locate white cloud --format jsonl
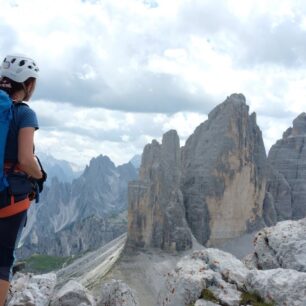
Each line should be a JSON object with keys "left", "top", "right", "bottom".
{"left": 31, "top": 100, "right": 206, "bottom": 166}
{"left": 0, "top": 0, "right": 306, "bottom": 166}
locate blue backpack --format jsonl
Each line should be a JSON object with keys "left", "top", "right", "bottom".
{"left": 0, "top": 90, "right": 12, "bottom": 192}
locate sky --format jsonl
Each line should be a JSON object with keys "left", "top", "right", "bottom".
{"left": 0, "top": 0, "right": 305, "bottom": 168}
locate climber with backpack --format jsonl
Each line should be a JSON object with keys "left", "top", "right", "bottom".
{"left": 0, "top": 54, "right": 47, "bottom": 306}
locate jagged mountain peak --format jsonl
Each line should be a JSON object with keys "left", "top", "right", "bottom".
{"left": 82, "top": 154, "right": 116, "bottom": 178}
{"left": 282, "top": 112, "right": 306, "bottom": 139}
{"left": 89, "top": 154, "right": 115, "bottom": 168}
{"left": 208, "top": 93, "right": 247, "bottom": 121}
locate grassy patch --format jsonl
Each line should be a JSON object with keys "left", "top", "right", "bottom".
{"left": 200, "top": 288, "right": 219, "bottom": 303}
{"left": 239, "top": 291, "right": 275, "bottom": 306}
{"left": 21, "top": 254, "right": 74, "bottom": 273}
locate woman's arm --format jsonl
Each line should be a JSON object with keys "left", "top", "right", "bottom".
{"left": 18, "top": 127, "right": 43, "bottom": 179}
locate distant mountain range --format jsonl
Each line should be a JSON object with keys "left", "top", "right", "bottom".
{"left": 36, "top": 152, "right": 83, "bottom": 185}
{"left": 17, "top": 154, "right": 138, "bottom": 258}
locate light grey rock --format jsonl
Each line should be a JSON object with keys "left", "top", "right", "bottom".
{"left": 97, "top": 279, "right": 139, "bottom": 306}
{"left": 247, "top": 218, "right": 306, "bottom": 271}
{"left": 265, "top": 112, "right": 306, "bottom": 223}
{"left": 195, "top": 300, "right": 220, "bottom": 306}
{"left": 209, "top": 283, "right": 241, "bottom": 306}
{"left": 157, "top": 249, "right": 247, "bottom": 306}
{"left": 50, "top": 280, "right": 95, "bottom": 306}
{"left": 6, "top": 273, "right": 56, "bottom": 306}
{"left": 246, "top": 269, "right": 306, "bottom": 306}
{"left": 181, "top": 93, "right": 266, "bottom": 246}
{"left": 127, "top": 130, "right": 192, "bottom": 251}
{"left": 242, "top": 253, "right": 257, "bottom": 270}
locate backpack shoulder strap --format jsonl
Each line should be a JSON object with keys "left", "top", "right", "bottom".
{"left": 0, "top": 90, "right": 13, "bottom": 191}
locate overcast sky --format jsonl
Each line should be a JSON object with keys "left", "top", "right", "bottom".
{"left": 1, "top": 0, "right": 305, "bottom": 168}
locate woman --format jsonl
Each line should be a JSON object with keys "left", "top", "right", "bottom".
{"left": 0, "top": 54, "right": 44, "bottom": 305}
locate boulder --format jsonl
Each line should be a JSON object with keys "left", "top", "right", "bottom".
{"left": 246, "top": 269, "right": 306, "bottom": 306}
{"left": 50, "top": 280, "right": 95, "bottom": 306}
{"left": 157, "top": 249, "right": 248, "bottom": 306}
{"left": 6, "top": 272, "right": 56, "bottom": 306}
{"left": 97, "top": 280, "right": 139, "bottom": 306}
{"left": 245, "top": 218, "right": 306, "bottom": 272}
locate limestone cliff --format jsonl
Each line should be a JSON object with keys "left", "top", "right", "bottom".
{"left": 127, "top": 94, "right": 267, "bottom": 250}
{"left": 181, "top": 94, "right": 267, "bottom": 245}
{"left": 263, "top": 113, "right": 306, "bottom": 225}
{"left": 127, "top": 130, "right": 192, "bottom": 251}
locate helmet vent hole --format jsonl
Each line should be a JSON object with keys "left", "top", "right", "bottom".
{"left": 11, "top": 58, "right": 16, "bottom": 63}
{"left": 28, "top": 65, "right": 32, "bottom": 69}
{"left": 19, "top": 60, "right": 25, "bottom": 66}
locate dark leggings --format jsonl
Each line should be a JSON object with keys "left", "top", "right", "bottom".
{"left": 0, "top": 211, "right": 27, "bottom": 281}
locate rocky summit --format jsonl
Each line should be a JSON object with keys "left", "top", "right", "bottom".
{"left": 263, "top": 112, "right": 306, "bottom": 225}
{"left": 182, "top": 93, "right": 267, "bottom": 245}
{"left": 128, "top": 94, "right": 267, "bottom": 250}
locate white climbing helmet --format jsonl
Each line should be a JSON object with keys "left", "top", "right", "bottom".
{"left": 0, "top": 54, "right": 39, "bottom": 83}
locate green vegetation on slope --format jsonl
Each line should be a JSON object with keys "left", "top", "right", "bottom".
{"left": 201, "top": 288, "right": 219, "bottom": 303}
{"left": 239, "top": 291, "right": 276, "bottom": 306}
{"left": 188, "top": 288, "right": 276, "bottom": 306}
{"left": 21, "top": 254, "right": 75, "bottom": 273}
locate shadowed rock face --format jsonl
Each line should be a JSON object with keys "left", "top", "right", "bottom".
{"left": 127, "top": 94, "right": 267, "bottom": 250}
{"left": 264, "top": 113, "right": 306, "bottom": 224}
{"left": 181, "top": 94, "right": 267, "bottom": 246}
{"left": 127, "top": 130, "right": 192, "bottom": 252}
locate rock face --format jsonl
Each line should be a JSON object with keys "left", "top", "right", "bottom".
{"left": 244, "top": 218, "right": 306, "bottom": 272}
{"left": 263, "top": 113, "right": 306, "bottom": 224}
{"left": 127, "top": 94, "right": 267, "bottom": 250}
{"left": 127, "top": 130, "right": 192, "bottom": 251}
{"left": 18, "top": 155, "right": 137, "bottom": 257}
{"left": 181, "top": 94, "right": 267, "bottom": 245}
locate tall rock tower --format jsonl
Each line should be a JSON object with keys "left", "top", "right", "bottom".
{"left": 126, "top": 130, "right": 192, "bottom": 251}
{"left": 181, "top": 94, "right": 267, "bottom": 246}
{"left": 264, "top": 113, "right": 306, "bottom": 225}
{"left": 126, "top": 94, "right": 267, "bottom": 251}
